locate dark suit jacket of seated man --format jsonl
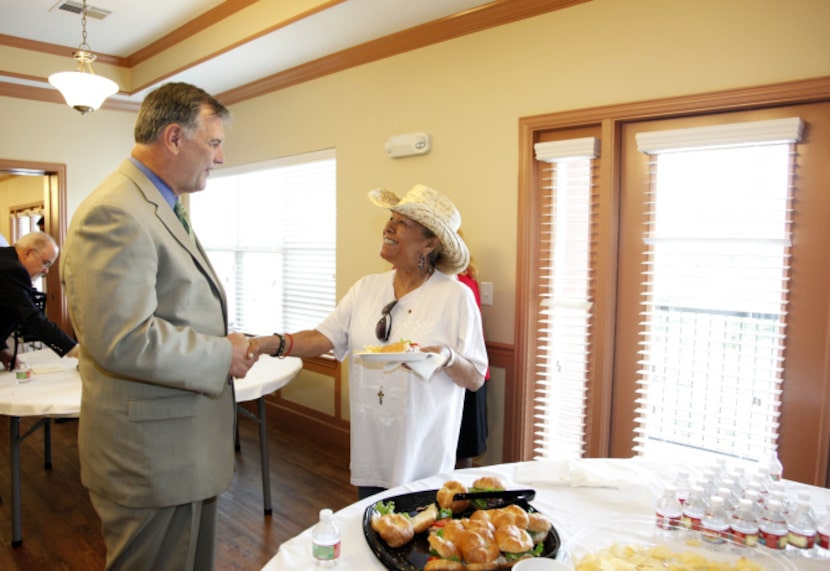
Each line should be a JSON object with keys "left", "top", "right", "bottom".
{"left": 0, "top": 231, "right": 77, "bottom": 369}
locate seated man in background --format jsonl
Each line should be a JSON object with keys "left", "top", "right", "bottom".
{"left": 0, "top": 231, "right": 78, "bottom": 369}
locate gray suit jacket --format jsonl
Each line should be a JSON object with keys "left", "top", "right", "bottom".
{"left": 61, "top": 159, "right": 235, "bottom": 508}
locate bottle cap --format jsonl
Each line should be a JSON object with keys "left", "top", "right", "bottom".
{"left": 320, "top": 508, "right": 333, "bottom": 520}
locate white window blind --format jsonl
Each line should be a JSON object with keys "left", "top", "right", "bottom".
{"left": 190, "top": 149, "right": 336, "bottom": 335}
{"left": 633, "top": 118, "right": 802, "bottom": 464}
{"left": 532, "top": 137, "right": 599, "bottom": 459}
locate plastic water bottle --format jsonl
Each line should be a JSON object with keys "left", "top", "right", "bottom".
{"left": 673, "top": 470, "right": 692, "bottom": 505}
{"left": 681, "top": 485, "right": 707, "bottom": 532}
{"left": 730, "top": 498, "right": 760, "bottom": 547}
{"left": 312, "top": 508, "right": 340, "bottom": 568}
{"left": 765, "top": 450, "right": 783, "bottom": 482}
{"left": 14, "top": 359, "right": 32, "bottom": 383}
{"left": 816, "top": 505, "right": 830, "bottom": 558}
{"left": 760, "top": 499, "right": 788, "bottom": 550}
{"left": 655, "top": 484, "right": 682, "bottom": 531}
{"left": 786, "top": 495, "right": 816, "bottom": 555}
{"left": 717, "top": 485, "right": 737, "bottom": 514}
{"left": 701, "top": 496, "right": 729, "bottom": 545}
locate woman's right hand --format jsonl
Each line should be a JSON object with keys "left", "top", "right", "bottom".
{"left": 248, "top": 335, "right": 280, "bottom": 357}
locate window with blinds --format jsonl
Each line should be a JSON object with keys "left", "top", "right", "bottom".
{"left": 633, "top": 118, "right": 802, "bottom": 464}
{"left": 189, "top": 149, "right": 336, "bottom": 335}
{"left": 532, "top": 137, "right": 599, "bottom": 459}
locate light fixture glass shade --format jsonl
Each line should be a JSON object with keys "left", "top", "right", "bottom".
{"left": 49, "top": 70, "right": 119, "bottom": 115}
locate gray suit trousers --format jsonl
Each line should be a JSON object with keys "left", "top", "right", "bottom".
{"left": 89, "top": 491, "right": 218, "bottom": 571}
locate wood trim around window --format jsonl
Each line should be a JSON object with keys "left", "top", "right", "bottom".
{"left": 514, "top": 75, "right": 830, "bottom": 485}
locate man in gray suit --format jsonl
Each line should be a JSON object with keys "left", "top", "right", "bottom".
{"left": 61, "top": 83, "right": 256, "bottom": 570}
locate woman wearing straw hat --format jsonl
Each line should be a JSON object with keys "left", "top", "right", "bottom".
{"left": 250, "top": 185, "right": 488, "bottom": 499}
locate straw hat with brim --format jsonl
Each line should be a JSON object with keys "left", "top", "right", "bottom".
{"left": 368, "top": 184, "right": 470, "bottom": 275}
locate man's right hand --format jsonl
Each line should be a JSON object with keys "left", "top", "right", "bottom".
{"left": 227, "top": 332, "right": 257, "bottom": 378}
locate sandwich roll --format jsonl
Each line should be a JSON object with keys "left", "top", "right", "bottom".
{"left": 437, "top": 480, "right": 471, "bottom": 514}
{"left": 371, "top": 513, "right": 414, "bottom": 548}
{"left": 495, "top": 524, "right": 534, "bottom": 554}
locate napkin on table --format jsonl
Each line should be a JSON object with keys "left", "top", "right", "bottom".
{"left": 514, "top": 458, "right": 660, "bottom": 489}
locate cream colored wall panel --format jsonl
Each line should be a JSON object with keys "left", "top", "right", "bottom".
{"left": 280, "top": 368, "right": 337, "bottom": 416}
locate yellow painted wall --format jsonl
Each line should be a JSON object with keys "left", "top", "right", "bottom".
{"left": 2, "top": 0, "right": 829, "bottom": 460}
{"left": 221, "top": 0, "right": 830, "bottom": 345}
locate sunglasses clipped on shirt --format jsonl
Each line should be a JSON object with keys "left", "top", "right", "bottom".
{"left": 375, "top": 300, "right": 398, "bottom": 342}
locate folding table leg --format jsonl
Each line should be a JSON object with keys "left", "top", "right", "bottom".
{"left": 44, "top": 419, "right": 52, "bottom": 470}
{"left": 10, "top": 416, "right": 22, "bottom": 547}
{"left": 9, "top": 416, "right": 54, "bottom": 547}
{"left": 256, "top": 397, "right": 272, "bottom": 515}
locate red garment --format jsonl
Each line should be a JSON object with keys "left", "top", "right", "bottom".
{"left": 457, "top": 270, "right": 489, "bottom": 380}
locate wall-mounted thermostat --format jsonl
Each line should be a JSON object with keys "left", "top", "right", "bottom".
{"left": 385, "top": 132, "right": 431, "bottom": 158}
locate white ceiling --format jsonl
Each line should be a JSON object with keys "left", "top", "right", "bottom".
{"left": 0, "top": 0, "right": 493, "bottom": 104}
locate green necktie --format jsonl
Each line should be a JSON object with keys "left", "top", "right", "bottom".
{"left": 174, "top": 201, "right": 195, "bottom": 241}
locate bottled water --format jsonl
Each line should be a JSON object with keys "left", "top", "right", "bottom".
{"left": 730, "top": 498, "right": 760, "bottom": 547}
{"left": 717, "top": 484, "right": 737, "bottom": 514}
{"left": 312, "top": 508, "right": 340, "bottom": 568}
{"left": 764, "top": 450, "right": 784, "bottom": 482}
{"left": 760, "top": 499, "right": 788, "bottom": 550}
{"left": 681, "top": 485, "right": 708, "bottom": 532}
{"left": 786, "top": 495, "right": 816, "bottom": 555}
{"left": 816, "top": 505, "right": 830, "bottom": 558}
{"left": 701, "top": 496, "right": 729, "bottom": 545}
{"left": 655, "top": 484, "right": 682, "bottom": 531}
{"left": 673, "top": 470, "right": 692, "bottom": 505}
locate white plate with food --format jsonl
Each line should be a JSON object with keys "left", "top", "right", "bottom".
{"left": 356, "top": 351, "right": 431, "bottom": 363}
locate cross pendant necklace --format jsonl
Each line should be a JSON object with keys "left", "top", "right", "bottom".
{"left": 377, "top": 386, "right": 384, "bottom": 405}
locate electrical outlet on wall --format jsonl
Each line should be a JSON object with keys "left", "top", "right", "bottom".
{"left": 480, "top": 282, "right": 494, "bottom": 306}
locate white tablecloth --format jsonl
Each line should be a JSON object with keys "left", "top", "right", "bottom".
{"left": 0, "top": 349, "right": 302, "bottom": 416}
{"left": 235, "top": 356, "right": 302, "bottom": 403}
{"left": 262, "top": 459, "right": 830, "bottom": 570}
{"left": 0, "top": 349, "right": 80, "bottom": 416}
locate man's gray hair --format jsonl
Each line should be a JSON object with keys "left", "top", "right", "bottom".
{"left": 15, "top": 231, "right": 57, "bottom": 252}
{"left": 134, "top": 82, "right": 231, "bottom": 144}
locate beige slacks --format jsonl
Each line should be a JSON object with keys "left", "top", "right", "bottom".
{"left": 89, "top": 491, "right": 218, "bottom": 571}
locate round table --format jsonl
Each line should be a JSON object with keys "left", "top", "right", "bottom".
{"left": 0, "top": 349, "right": 302, "bottom": 546}
{"left": 261, "top": 458, "right": 830, "bottom": 570}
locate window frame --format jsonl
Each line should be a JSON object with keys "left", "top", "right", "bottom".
{"left": 513, "top": 76, "right": 830, "bottom": 486}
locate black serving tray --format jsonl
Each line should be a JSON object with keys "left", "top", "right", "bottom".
{"left": 362, "top": 488, "right": 561, "bottom": 571}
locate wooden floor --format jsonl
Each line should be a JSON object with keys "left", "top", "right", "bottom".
{"left": 0, "top": 407, "right": 354, "bottom": 570}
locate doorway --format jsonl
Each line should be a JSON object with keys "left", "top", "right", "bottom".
{"left": 0, "top": 159, "right": 71, "bottom": 336}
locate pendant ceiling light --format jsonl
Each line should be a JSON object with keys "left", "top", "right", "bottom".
{"left": 48, "top": 0, "right": 119, "bottom": 115}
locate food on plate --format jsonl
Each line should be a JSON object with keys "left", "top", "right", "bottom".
{"left": 424, "top": 558, "right": 465, "bottom": 571}
{"left": 370, "top": 480, "right": 553, "bottom": 569}
{"left": 574, "top": 543, "right": 767, "bottom": 571}
{"left": 437, "top": 480, "right": 471, "bottom": 514}
{"left": 411, "top": 503, "right": 439, "bottom": 533}
{"left": 455, "top": 528, "right": 500, "bottom": 564}
{"left": 494, "top": 524, "right": 534, "bottom": 555}
{"left": 428, "top": 532, "right": 462, "bottom": 560}
{"left": 474, "top": 504, "right": 531, "bottom": 530}
{"left": 362, "top": 339, "right": 420, "bottom": 353}
{"left": 526, "top": 512, "right": 552, "bottom": 543}
{"left": 370, "top": 511, "right": 414, "bottom": 548}
{"left": 471, "top": 476, "right": 507, "bottom": 492}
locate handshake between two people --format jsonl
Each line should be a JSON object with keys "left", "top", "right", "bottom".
{"left": 227, "top": 332, "right": 311, "bottom": 378}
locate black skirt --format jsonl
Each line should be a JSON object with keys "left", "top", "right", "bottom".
{"left": 456, "top": 382, "right": 488, "bottom": 459}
